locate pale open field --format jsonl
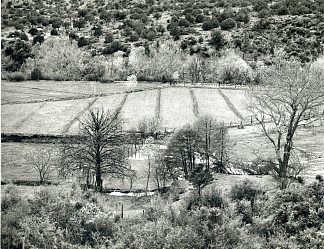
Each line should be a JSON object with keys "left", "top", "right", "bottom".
{"left": 160, "top": 87, "right": 196, "bottom": 129}
{"left": 120, "top": 89, "right": 158, "bottom": 131}
{"left": 68, "top": 94, "right": 126, "bottom": 135}
{"left": 1, "top": 80, "right": 164, "bottom": 104}
{"left": 193, "top": 88, "right": 241, "bottom": 124}
{"left": 2, "top": 86, "right": 249, "bottom": 134}
{"left": 221, "top": 89, "right": 250, "bottom": 118}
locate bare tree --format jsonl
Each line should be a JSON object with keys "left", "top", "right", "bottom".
{"left": 26, "top": 149, "right": 54, "bottom": 183}
{"left": 138, "top": 117, "right": 160, "bottom": 139}
{"left": 247, "top": 60, "right": 324, "bottom": 188}
{"left": 62, "top": 108, "right": 129, "bottom": 192}
{"left": 188, "top": 55, "right": 205, "bottom": 83}
{"left": 193, "top": 116, "right": 230, "bottom": 171}
{"left": 152, "top": 150, "right": 169, "bottom": 191}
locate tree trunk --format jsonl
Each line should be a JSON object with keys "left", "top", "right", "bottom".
{"left": 39, "top": 172, "right": 43, "bottom": 184}
{"left": 95, "top": 172, "right": 103, "bottom": 192}
{"left": 95, "top": 158, "right": 103, "bottom": 192}
{"left": 146, "top": 157, "right": 151, "bottom": 195}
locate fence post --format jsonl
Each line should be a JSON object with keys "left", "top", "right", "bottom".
{"left": 121, "top": 203, "right": 124, "bottom": 219}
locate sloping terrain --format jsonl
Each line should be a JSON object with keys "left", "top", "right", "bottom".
{"left": 2, "top": 86, "right": 249, "bottom": 135}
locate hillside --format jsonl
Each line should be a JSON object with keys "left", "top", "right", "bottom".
{"left": 2, "top": 0, "right": 324, "bottom": 80}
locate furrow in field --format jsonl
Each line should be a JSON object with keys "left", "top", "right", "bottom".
{"left": 218, "top": 89, "right": 243, "bottom": 120}
{"left": 160, "top": 88, "right": 196, "bottom": 129}
{"left": 221, "top": 89, "right": 250, "bottom": 119}
{"left": 120, "top": 90, "right": 158, "bottom": 131}
{"left": 1, "top": 102, "right": 46, "bottom": 134}
{"left": 193, "top": 88, "right": 240, "bottom": 124}
{"left": 16, "top": 98, "right": 94, "bottom": 135}
{"left": 62, "top": 98, "right": 98, "bottom": 134}
{"left": 68, "top": 94, "right": 126, "bottom": 135}
{"left": 190, "top": 88, "right": 199, "bottom": 117}
{"left": 13, "top": 102, "right": 47, "bottom": 129}
{"left": 156, "top": 88, "right": 161, "bottom": 122}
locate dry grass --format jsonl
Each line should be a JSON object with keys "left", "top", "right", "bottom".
{"left": 1, "top": 142, "right": 60, "bottom": 181}
{"left": 120, "top": 90, "right": 158, "bottom": 131}
{"left": 15, "top": 98, "right": 93, "bottom": 135}
{"left": 1, "top": 80, "right": 163, "bottom": 104}
{"left": 2, "top": 87, "right": 250, "bottom": 135}
{"left": 68, "top": 94, "right": 126, "bottom": 135}
{"left": 229, "top": 124, "right": 324, "bottom": 182}
{"left": 1, "top": 142, "right": 160, "bottom": 191}
{"left": 221, "top": 89, "right": 250, "bottom": 118}
{"left": 1, "top": 102, "right": 44, "bottom": 133}
{"left": 160, "top": 87, "right": 196, "bottom": 129}
{"left": 193, "top": 88, "right": 240, "bottom": 124}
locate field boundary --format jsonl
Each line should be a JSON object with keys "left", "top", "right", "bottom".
{"left": 189, "top": 88, "right": 199, "bottom": 117}
{"left": 1, "top": 86, "right": 166, "bottom": 105}
{"left": 218, "top": 89, "right": 244, "bottom": 120}
{"left": 113, "top": 93, "right": 129, "bottom": 119}
{"left": 13, "top": 102, "right": 47, "bottom": 130}
{"left": 3, "top": 84, "right": 89, "bottom": 96}
{"left": 62, "top": 98, "right": 98, "bottom": 134}
{"left": 156, "top": 88, "right": 161, "bottom": 122}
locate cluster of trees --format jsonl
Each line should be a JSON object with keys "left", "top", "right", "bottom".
{"left": 164, "top": 117, "right": 230, "bottom": 188}
{"left": 129, "top": 42, "right": 253, "bottom": 84}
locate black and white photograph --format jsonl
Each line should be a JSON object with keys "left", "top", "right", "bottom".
{"left": 1, "top": 0, "right": 324, "bottom": 248}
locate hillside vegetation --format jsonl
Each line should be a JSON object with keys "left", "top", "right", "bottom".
{"left": 2, "top": 0, "right": 324, "bottom": 82}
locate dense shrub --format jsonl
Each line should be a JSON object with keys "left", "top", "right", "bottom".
{"left": 28, "top": 27, "right": 38, "bottom": 36}
{"left": 129, "top": 32, "right": 139, "bottom": 42}
{"left": 104, "top": 33, "right": 114, "bottom": 43}
{"left": 202, "top": 18, "right": 219, "bottom": 31}
{"left": 217, "top": 8, "right": 235, "bottom": 22}
{"left": 195, "top": 14, "right": 205, "bottom": 23}
{"left": 83, "top": 60, "right": 106, "bottom": 81}
{"left": 50, "top": 28, "right": 59, "bottom": 36}
{"left": 253, "top": 18, "right": 270, "bottom": 30}
{"left": 2, "top": 39, "right": 32, "bottom": 71}
{"left": 103, "top": 40, "right": 126, "bottom": 54}
{"left": 230, "top": 180, "right": 263, "bottom": 206}
{"left": 253, "top": 0, "right": 269, "bottom": 12}
{"left": 3, "top": 71, "right": 26, "bottom": 81}
{"left": 179, "top": 18, "right": 190, "bottom": 27}
{"left": 146, "top": 30, "right": 157, "bottom": 41}
{"left": 220, "top": 18, "right": 236, "bottom": 30}
{"left": 2, "top": 179, "right": 324, "bottom": 248}
{"left": 209, "top": 31, "right": 225, "bottom": 50}
{"left": 31, "top": 68, "right": 43, "bottom": 80}
{"left": 78, "top": 36, "right": 89, "bottom": 47}
{"left": 33, "top": 34, "right": 45, "bottom": 45}
{"left": 202, "top": 187, "right": 224, "bottom": 208}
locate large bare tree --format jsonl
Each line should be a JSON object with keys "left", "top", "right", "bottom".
{"left": 61, "top": 108, "right": 130, "bottom": 192}
{"left": 247, "top": 60, "right": 324, "bottom": 188}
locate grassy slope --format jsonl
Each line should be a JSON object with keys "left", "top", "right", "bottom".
{"left": 1, "top": 81, "right": 164, "bottom": 104}
{"left": 2, "top": 86, "right": 247, "bottom": 133}
{"left": 160, "top": 87, "right": 196, "bottom": 129}
{"left": 120, "top": 89, "right": 158, "bottom": 131}
{"left": 194, "top": 88, "right": 240, "bottom": 124}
